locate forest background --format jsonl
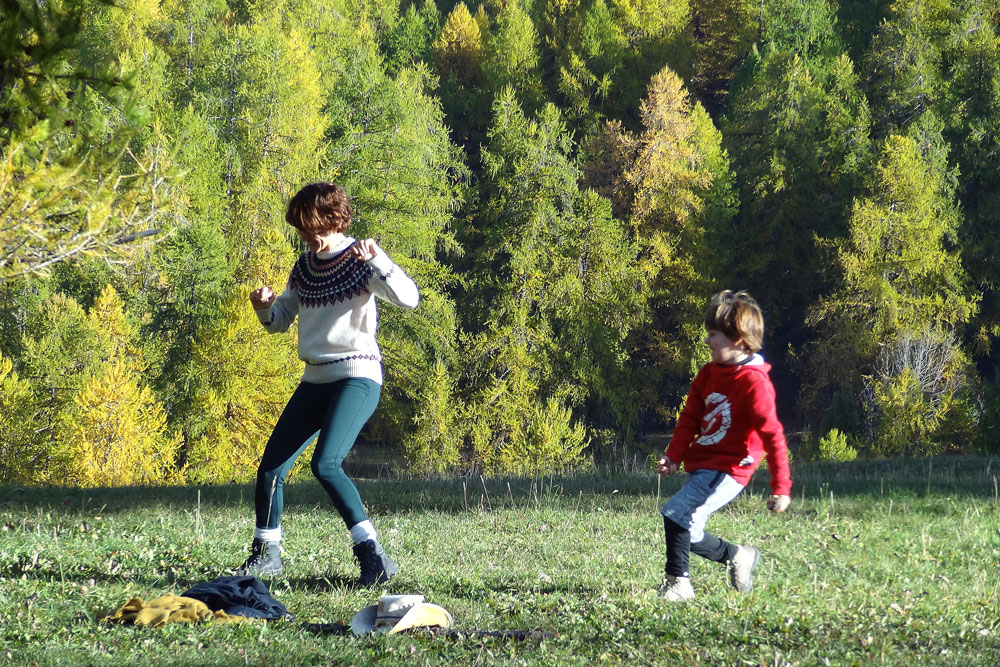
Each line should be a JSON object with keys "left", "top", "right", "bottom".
{"left": 2, "top": 0, "right": 999, "bottom": 487}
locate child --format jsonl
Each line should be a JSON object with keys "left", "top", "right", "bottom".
{"left": 236, "top": 182, "right": 419, "bottom": 586}
{"left": 656, "top": 290, "right": 791, "bottom": 601}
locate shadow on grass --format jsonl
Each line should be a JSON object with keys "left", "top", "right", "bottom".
{"left": 284, "top": 575, "right": 359, "bottom": 592}
{"left": 0, "top": 563, "right": 221, "bottom": 590}
{"left": 1, "top": 455, "right": 997, "bottom": 516}
{"left": 0, "top": 563, "right": 361, "bottom": 596}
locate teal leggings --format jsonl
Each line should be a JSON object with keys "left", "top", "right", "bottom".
{"left": 255, "top": 378, "right": 380, "bottom": 530}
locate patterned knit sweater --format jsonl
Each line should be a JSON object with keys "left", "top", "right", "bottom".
{"left": 255, "top": 237, "right": 419, "bottom": 385}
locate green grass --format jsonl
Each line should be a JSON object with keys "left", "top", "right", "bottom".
{"left": 2, "top": 456, "right": 999, "bottom": 665}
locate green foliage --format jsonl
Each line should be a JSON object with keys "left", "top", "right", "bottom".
{"left": 688, "top": 0, "right": 758, "bottom": 113}
{"left": 482, "top": 0, "right": 543, "bottom": 110}
{"left": 539, "top": 0, "right": 691, "bottom": 130}
{"left": 758, "top": 0, "right": 844, "bottom": 60}
{"left": 385, "top": 0, "right": 440, "bottom": 74}
{"left": 976, "top": 373, "right": 1000, "bottom": 453}
{"left": 184, "top": 286, "right": 299, "bottom": 483}
{"left": 434, "top": 2, "right": 489, "bottom": 148}
{"left": 583, "top": 66, "right": 736, "bottom": 421}
{"left": 822, "top": 132, "right": 974, "bottom": 344}
{"left": 817, "top": 428, "right": 858, "bottom": 462}
{"left": 402, "top": 359, "right": 464, "bottom": 476}
{"left": 5, "top": 0, "right": 1000, "bottom": 486}
{"left": 724, "top": 41, "right": 872, "bottom": 345}
{"left": 464, "top": 89, "right": 640, "bottom": 472}
{"left": 940, "top": 4, "right": 1000, "bottom": 358}
{"left": 320, "top": 34, "right": 466, "bottom": 465}
{"left": 0, "top": 349, "right": 43, "bottom": 483}
{"left": 194, "top": 8, "right": 327, "bottom": 281}
{"left": 0, "top": 0, "right": 176, "bottom": 281}
{"left": 862, "top": 0, "right": 953, "bottom": 135}
{"left": 865, "top": 330, "right": 971, "bottom": 457}
{"left": 468, "top": 355, "right": 591, "bottom": 477}
{"left": 808, "top": 129, "right": 976, "bottom": 453}
{"left": 434, "top": 2, "right": 485, "bottom": 87}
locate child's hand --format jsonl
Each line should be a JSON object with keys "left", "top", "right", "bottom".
{"left": 657, "top": 456, "right": 679, "bottom": 476}
{"left": 250, "top": 286, "right": 276, "bottom": 310}
{"left": 350, "top": 238, "right": 380, "bottom": 262}
{"left": 767, "top": 494, "right": 790, "bottom": 513}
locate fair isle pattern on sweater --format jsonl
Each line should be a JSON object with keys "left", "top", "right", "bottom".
{"left": 289, "top": 247, "right": 373, "bottom": 308}
{"left": 307, "top": 353, "right": 381, "bottom": 367}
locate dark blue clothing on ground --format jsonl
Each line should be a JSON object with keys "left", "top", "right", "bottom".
{"left": 182, "top": 576, "right": 290, "bottom": 620}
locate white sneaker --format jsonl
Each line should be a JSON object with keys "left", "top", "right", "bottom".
{"left": 658, "top": 575, "right": 695, "bottom": 601}
{"left": 728, "top": 545, "right": 760, "bottom": 593}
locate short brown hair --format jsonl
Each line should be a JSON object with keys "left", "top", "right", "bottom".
{"left": 705, "top": 290, "right": 764, "bottom": 352}
{"left": 285, "top": 182, "right": 353, "bottom": 236}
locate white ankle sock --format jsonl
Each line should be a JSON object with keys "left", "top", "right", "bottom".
{"left": 349, "top": 520, "right": 377, "bottom": 544}
{"left": 254, "top": 526, "right": 282, "bottom": 543}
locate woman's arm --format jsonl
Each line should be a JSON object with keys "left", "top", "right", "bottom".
{"left": 351, "top": 239, "right": 419, "bottom": 309}
{"left": 253, "top": 279, "right": 299, "bottom": 332}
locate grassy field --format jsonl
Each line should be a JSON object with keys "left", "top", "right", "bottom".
{"left": 2, "top": 456, "right": 999, "bottom": 665}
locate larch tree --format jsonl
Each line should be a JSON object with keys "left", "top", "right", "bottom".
{"left": 0, "top": 349, "right": 43, "bottom": 483}
{"left": 482, "top": 1, "right": 544, "bottom": 112}
{"left": 941, "top": 2, "right": 1000, "bottom": 359}
{"left": 464, "top": 88, "right": 642, "bottom": 473}
{"left": 810, "top": 132, "right": 977, "bottom": 454}
{"left": 185, "top": 286, "right": 300, "bottom": 483}
{"left": 862, "top": 0, "right": 953, "bottom": 136}
{"left": 688, "top": 0, "right": 759, "bottom": 115}
{"left": 54, "top": 286, "right": 179, "bottom": 486}
{"left": 321, "top": 34, "right": 467, "bottom": 472}
{"left": 0, "top": 0, "right": 174, "bottom": 281}
{"left": 434, "top": 1, "right": 489, "bottom": 149}
{"left": 584, "top": 66, "right": 737, "bottom": 422}
{"left": 722, "top": 0, "right": 872, "bottom": 379}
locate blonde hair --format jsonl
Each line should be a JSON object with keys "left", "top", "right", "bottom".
{"left": 285, "top": 182, "right": 353, "bottom": 236}
{"left": 705, "top": 290, "right": 764, "bottom": 352}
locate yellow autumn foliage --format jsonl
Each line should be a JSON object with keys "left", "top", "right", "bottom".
{"left": 56, "top": 360, "right": 180, "bottom": 487}
{"left": 434, "top": 2, "right": 485, "bottom": 85}
{"left": 185, "top": 284, "right": 299, "bottom": 484}
{"left": 0, "top": 350, "right": 44, "bottom": 484}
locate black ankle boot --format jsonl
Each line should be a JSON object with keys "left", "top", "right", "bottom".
{"left": 235, "top": 538, "right": 282, "bottom": 576}
{"left": 353, "top": 539, "right": 398, "bottom": 586}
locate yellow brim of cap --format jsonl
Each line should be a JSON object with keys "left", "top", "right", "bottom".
{"left": 386, "top": 603, "right": 454, "bottom": 635}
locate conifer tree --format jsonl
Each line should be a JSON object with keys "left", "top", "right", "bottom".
{"left": 0, "top": 350, "right": 43, "bottom": 483}
{"left": 723, "top": 2, "right": 872, "bottom": 370}
{"left": 809, "top": 131, "right": 976, "bottom": 451}
{"left": 482, "top": 1, "right": 544, "bottom": 111}
{"left": 191, "top": 6, "right": 327, "bottom": 283}
{"left": 386, "top": 0, "right": 441, "bottom": 74}
{"left": 1, "top": 0, "right": 174, "bottom": 281}
{"left": 435, "top": 2, "right": 486, "bottom": 86}
{"left": 57, "top": 360, "right": 180, "bottom": 487}
{"left": 41, "top": 283, "right": 182, "bottom": 486}
{"left": 142, "top": 108, "right": 231, "bottom": 462}
{"left": 940, "top": 2, "right": 1000, "bottom": 358}
{"left": 584, "top": 66, "right": 737, "bottom": 419}
{"left": 537, "top": 0, "right": 690, "bottom": 130}
{"left": 321, "top": 36, "right": 467, "bottom": 469}
{"left": 863, "top": 0, "right": 953, "bottom": 136}
{"left": 19, "top": 293, "right": 101, "bottom": 478}
{"left": 465, "top": 89, "right": 642, "bottom": 472}
{"left": 434, "top": 1, "right": 489, "bottom": 148}
{"left": 403, "top": 359, "right": 464, "bottom": 475}
{"left": 688, "top": 0, "right": 758, "bottom": 114}
{"left": 185, "top": 286, "right": 300, "bottom": 483}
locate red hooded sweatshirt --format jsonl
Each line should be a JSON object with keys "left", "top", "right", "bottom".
{"left": 664, "top": 356, "right": 792, "bottom": 495}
